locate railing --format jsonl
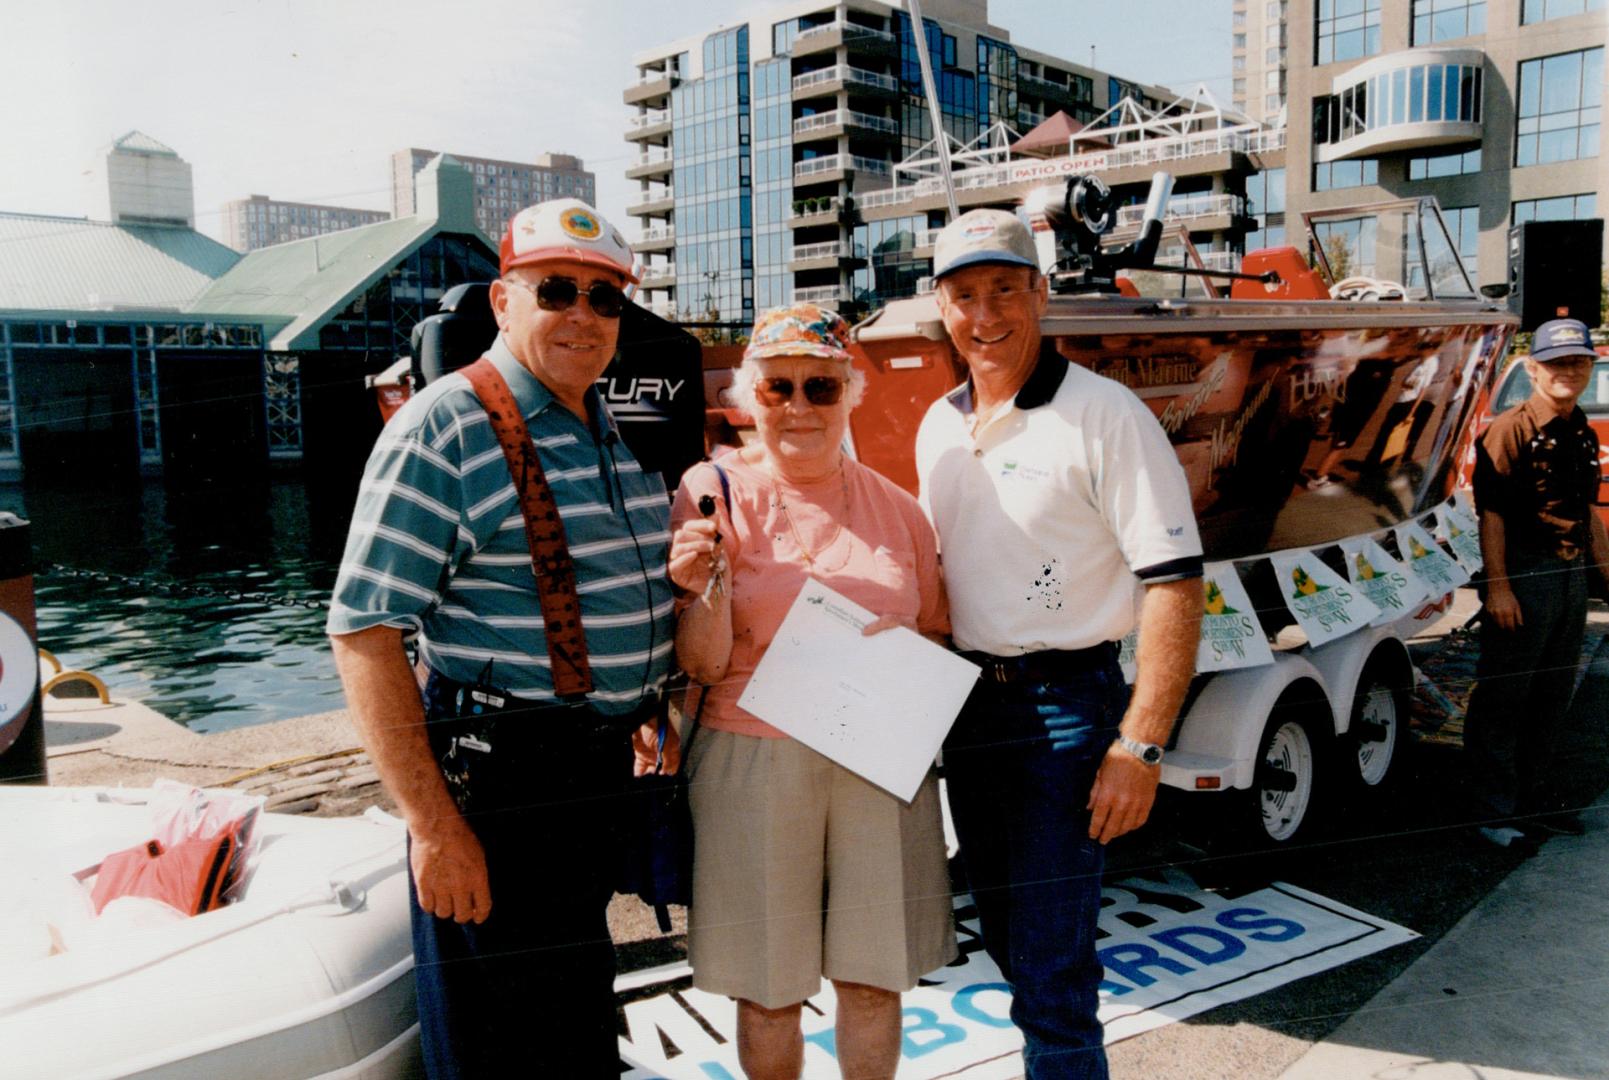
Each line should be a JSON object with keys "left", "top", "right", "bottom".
{"left": 634, "top": 68, "right": 674, "bottom": 85}
{"left": 795, "top": 155, "right": 889, "bottom": 180}
{"left": 627, "top": 189, "right": 674, "bottom": 212}
{"left": 639, "top": 262, "right": 677, "bottom": 284}
{"left": 638, "top": 224, "right": 675, "bottom": 243}
{"left": 792, "top": 65, "right": 899, "bottom": 94}
{"left": 846, "top": 124, "right": 1286, "bottom": 213}
{"left": 793, "top": 19, "right": 895, "bottom": 47}
{"left": 915, "top": 228, "right": 943, "bottom": 249}
{"left": 1114, "top": 193, "right": 1247, "bottom": 226}
{"left": 793, "top": 285, "right": 846, "bottom": 303}
{"left": 634, "top": 150, "right": 673, "bottom": 169}
{"left": 791, "top": 241, "right": 851, "bottom": 261}
{"left": 1018, "top": 71, "right": 1081, "bottom": 98}
{"left": 628, "top": 110, "right": 670, "bottom": 129}
{"left": 915, "top": 276, "right": 935, "bottom": 294}
{"left": 790, "top": 196, "right": 842, "bottom": 220}
{"left": 794, "top": 109, "right": 899, "bottom": 135}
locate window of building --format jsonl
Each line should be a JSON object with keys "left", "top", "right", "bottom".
{"left": 1267, "top": 46, "right": 1285, "bottom": 65}
{"left": 1515, "top": 47, "right": 1603, "bottom": 166}
{"left": 1521, "top": 0, "right": 1604, "bottom": 22}
{"left": 1412, "top": 0, "right": 1485, "bottom": 44}
{"left": 1266, "top": 69, "right": 1283, "bottom": 89}
{"left": 1234, "top": 77, "right": 1248, "bottom": 95}
{"left": 1408, "top": 145, "right": 1482, "bottom": 178}
{"left": 1313, "top": 158, "right": 1379, "bottom": 189}
{"left": 1316, "top": 0, "right": 1382, "bottom": 65}
{"left": 1266, "top": 22, "right": 1283, "bottom": 43}
{"left": 1235, "top": 55, "right": 1248, "bottom": 70}
{"left": 1267, "top": 92, "right": 1283, "bottom": 110}
{"left": 1234, "top": 32, "right": 1248, "bottom": 49}
{"left": 1234, "top": 9, "right": 1247, "bottom": 24}
{"left": 1512, "top": 192, "right": 1598, "bottom": 223}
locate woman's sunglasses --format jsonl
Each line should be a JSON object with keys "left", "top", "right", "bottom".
{"left": 754, "top": 375, "right": 846, "bottom": 407}
{"left": 505, "top": 275, "right": 625, "bottom": 319}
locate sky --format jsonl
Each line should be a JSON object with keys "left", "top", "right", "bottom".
{"left": 0, "top": 0, "right": 1231, "bottom": 245}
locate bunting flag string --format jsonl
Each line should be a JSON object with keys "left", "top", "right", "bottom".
{"left": 1119, "top": 495, "right": 1477, "bottom": 683}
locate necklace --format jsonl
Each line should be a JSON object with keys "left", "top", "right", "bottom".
{"left": 763, "top": 454, "right": 852, "bottom": 571}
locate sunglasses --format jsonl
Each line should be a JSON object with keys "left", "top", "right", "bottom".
{"left": 754, "top": 375, "right": 846, "bottom": 407}
{"left": 506, "top": 275, "right": 625, "bottom": 319}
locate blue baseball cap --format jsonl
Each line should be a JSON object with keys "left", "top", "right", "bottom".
{"left": 1530, "top": 318, "right": 1596, "bottom": 363}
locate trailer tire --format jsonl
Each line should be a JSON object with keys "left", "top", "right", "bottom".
{"left": 1240, "top": 698, "right": 1328, "bottom": 847}
{"left": 1347, "top": 658, "right": 1409, "bottom": 794}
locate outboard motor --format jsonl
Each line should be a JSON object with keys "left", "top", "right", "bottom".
{"left": 405, "top": 282, "right": 705, "bottom": 489}
{"left": 411, "top": 282, "right": 500, "bottom": 386}
{"left": 1032, "top": 171, "right": 1175, "bottom": 294}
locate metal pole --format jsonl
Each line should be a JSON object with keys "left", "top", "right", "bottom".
{"left": 0, "top": 512, "right": 45, "bottom": 784}
{"left": 905, "top": 0, "right": 960, "bottom": 219}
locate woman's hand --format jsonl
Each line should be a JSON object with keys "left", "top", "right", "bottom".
{"left": 670, "top": 518, "right": 728, "bottom": 596}
{"left": 861, "top": 613, "right": 917, "bottom": 636}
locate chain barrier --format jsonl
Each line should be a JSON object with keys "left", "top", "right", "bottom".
{"left": 35, "top": 561, "right": 329, "bottom": 611}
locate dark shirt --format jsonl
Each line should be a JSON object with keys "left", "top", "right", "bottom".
{"left": 1474, "top": 395, "right": 1599, "bottom": 563}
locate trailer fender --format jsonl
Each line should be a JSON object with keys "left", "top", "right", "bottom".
{"left": 1172, "top": 653, "right": 1331, "bottom": 791}
{"left": 1302, "top": 625, "right": 1414, "bottom": 739}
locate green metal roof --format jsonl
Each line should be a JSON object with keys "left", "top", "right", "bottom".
{"left": 0, "top": 212, "right": 241, "bottom": 314}
{"left": 111, "top": 131, "right": 180, "bottom": 157}
{"left": 189, "top": 156, "right": 491, "bottom": 351}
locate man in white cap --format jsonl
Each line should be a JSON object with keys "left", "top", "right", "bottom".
{"left": 328, "top": 199, "right": 675, "bottom": 1077}
{"left": 915, "top": 209, "right": 1203, "bottom": 1079}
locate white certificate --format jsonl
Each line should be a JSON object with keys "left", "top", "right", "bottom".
{"left": 736, "top": 579, "right": 980, "bottom": 802}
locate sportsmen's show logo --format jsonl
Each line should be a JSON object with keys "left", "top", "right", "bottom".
{"left": 1201, "top": 576, "right": 1259, "bottom": 662}
{"left": 1288, "top": 565, "right": 1356, "bottom": 631}
{"left": 1352, "top": 551, "right": 1411, "bottom": 612}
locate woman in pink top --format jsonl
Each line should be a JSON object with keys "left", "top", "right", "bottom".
{"left": 669, "top": 303, "right": 957, "bottom": 1079}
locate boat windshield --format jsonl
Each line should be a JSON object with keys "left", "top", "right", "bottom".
{"left": 1303, "top": 197, "right": 1476, "bottom": 301}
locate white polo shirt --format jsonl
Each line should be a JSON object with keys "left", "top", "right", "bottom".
{"left": 916, "top": 352, "right": 1203, "bottom": 655}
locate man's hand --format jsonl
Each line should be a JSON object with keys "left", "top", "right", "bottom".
{"left": 410, "top": 813, "right": 492, "bottom": 925}
{"left": 1087, "top": 742, "right": 1161, "bottom": 844}
{"left": 1485, "top": 585, "right": 1524, "bottom": 631}
{"left": 632, "top": 717, "right": 681, "bottom": 776}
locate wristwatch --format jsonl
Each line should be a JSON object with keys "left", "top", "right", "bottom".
{"left": 1117, "top": 735, "right": 1164, "bottom": 766}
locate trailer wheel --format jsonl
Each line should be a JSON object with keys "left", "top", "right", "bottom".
{"left": 1245, "top": 707, "right": 1324, "bottom": 846}
{"left": 1349, "top": 662, "right": 1406, "bottom": 790}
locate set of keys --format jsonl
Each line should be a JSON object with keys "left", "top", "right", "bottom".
{"left": 697, "top": 493, "right": 727, "bottom": 602}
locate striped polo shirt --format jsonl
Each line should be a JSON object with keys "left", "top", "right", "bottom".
{"left": 327, "top": 335, "right": 675, "bottom": 716}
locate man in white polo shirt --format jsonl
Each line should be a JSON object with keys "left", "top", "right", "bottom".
{"left": 916, "top": 209, "right": 1203, "bottom": 1080}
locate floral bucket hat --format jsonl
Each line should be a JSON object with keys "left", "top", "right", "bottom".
{"left": 743, "top": 303, "right": 854, "bottom": 363}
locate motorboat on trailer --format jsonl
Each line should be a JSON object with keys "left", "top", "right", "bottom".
{"left": 0, "top": 786, "right": 419, "bottom": 1080}
{"left": 846, "top": 173, "right": 1519, "bottom": 562}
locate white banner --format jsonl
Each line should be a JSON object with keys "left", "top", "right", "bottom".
{"left": 1395, "top": 518, "right": 1471, "bottom": 594}
{"left": 616, "top": 871, "right": 1417, "bottom": 1078}
{"left": 1340, "top": 537, "right": 1432, "bottom": 628}
{"left": 1269, "top": 549, "right": 1380, "bottom": 646}
{"left": 1198, "top": 562, "right": 1274, "bottom": 671}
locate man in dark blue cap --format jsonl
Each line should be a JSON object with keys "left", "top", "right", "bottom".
{"left": 1467, "top": 318, "right": 1609, "bottom": 850}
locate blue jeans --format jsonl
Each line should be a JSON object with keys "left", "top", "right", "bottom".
{"left": 944, "top": 650, "right": 1124, "bottom": 1080}
{"left": 409, "top": 673, "right": 634, "bottom": 1079}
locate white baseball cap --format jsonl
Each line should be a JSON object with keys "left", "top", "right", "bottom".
{"left": 499, "top": 198, "right": 638, "bottom": 284}
{"left": 932, "top": 208, "right": 1039, "bottom": 281}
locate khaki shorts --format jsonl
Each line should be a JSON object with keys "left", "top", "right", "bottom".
{"left": 686, "top": 729, "right": 958, "bottom": 1009}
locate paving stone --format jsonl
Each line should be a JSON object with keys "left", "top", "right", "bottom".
{"left": 265, "top": 796, "right": 322, "bottom": 815}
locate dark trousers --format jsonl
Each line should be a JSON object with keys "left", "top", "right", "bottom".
{"left": 944, "top": 650, "right": 1125, "bottom": 1080}
{"left": 1465, "top": 555, "right": 1589, "bottom": 820}
{"left": 411, "top": 679, "right": 634, "bottom": 1079}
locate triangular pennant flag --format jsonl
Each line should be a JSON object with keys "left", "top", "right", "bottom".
{"left": 1197, "top": 563, "right": 1274, "bottom": 671}
{"left": 1433, "top": 502, "right": 1483, "bottom": 572}
{"left": 1394, "top": 519, "right": 1471, "bottom": 596}
{"left": 1269, "top": 549, "right": 1381, "bottom": 647}
{"left": 1340, "top": 536, "right": 1431, "bottom": 627}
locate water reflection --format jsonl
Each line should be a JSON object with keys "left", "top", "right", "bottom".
{"left": 2, "top": 478, "right": 351, "bottom": 732}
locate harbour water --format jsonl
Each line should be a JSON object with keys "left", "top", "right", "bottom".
{"left": 5, "top": 478, "right": 352, "bottom": 732}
